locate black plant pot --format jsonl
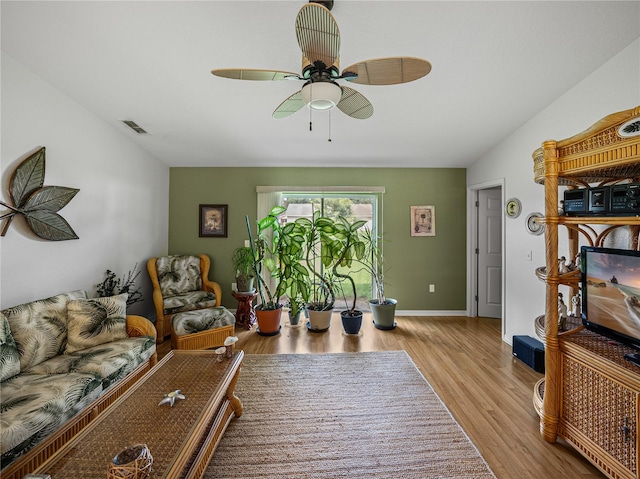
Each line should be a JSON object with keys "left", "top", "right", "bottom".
{"left": 341, "top": 310, "right": 363, "bottom": 335}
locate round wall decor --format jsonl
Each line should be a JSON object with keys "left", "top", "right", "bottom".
{"left": 505, "top": 198, "right": 522, "bottom": 218}
{"left": 618, "top": 117, "right": 640, "bottom": 138}
{"left": 526, "top": 212, "right": 545, "bottom": 235}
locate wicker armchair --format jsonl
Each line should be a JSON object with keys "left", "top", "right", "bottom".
{"left": 147, "top": 254, "right": 222, "bottom": 343}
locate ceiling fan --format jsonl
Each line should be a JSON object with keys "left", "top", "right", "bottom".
{"left": 211, "top": 1, "right": 431, "bottom": 120}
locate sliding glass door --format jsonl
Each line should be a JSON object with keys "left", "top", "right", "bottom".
{"left": 281, "top": 193, "right": 377, "bottom": 310}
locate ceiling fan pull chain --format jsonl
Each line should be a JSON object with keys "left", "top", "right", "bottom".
{"left": 328, "top": 110, "right": 332, "bottom": 142}
{"left": 309, "top": 102, "right": 313, "bottom": 131}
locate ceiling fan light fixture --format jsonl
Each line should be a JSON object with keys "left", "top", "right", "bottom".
{"left": 301, "top": 82, "right": 342, "bottom": 110}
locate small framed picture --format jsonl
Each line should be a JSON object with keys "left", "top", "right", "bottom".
{"left": 410, "top": 205, "right": 435, "bottom": 237}
{"left": 199, "top": 204, "right": 228, "bottom": 238}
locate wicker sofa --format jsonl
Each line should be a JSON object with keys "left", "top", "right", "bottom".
{"left": 0, "top": 290, "right": 157, "bottom": 475}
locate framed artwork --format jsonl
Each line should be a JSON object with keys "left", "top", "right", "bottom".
{"left": 410, "top": 205, "right": 435, "bottom": 237}
{"left": 199, "top": 204, "right": 228, "bottom": 238}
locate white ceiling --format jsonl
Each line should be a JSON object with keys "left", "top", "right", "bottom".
{"left": 2, "top": 1, "right": 639, "bottom": 168}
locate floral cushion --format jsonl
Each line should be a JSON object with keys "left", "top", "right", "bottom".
{"left": 65, "top": 294, "right": 129, "bottom": 354}
{"left": 0, "top": 372, "right": 103, "bottom": 464}
{"left": 27, "top": 336, "right": 156, "bottom": 390}
{"left": 172, "top": 307, "right": 236, "bottom": 336}
{"left": 157, "top": 255, "right": 203, "bottom": 296}
{"left": 162, "top": 290, "right": 217, "bottom": 315}
{"left": 2, "top": 293, "right": 72, "bottom": 371}
{"left": 0, "top": 313, "right": 20, "bottom": 382}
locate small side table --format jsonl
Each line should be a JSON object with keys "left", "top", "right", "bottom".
{"left": 232, "top": 290, "right": 258, "bottom": 330}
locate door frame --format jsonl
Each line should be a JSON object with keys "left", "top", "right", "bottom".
{"left": 467, "top": 179, "right": 506, "bottom": 338}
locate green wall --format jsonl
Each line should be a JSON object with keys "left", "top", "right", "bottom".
{"left": 169, "top": 168, "right": 467, "bottom": 311}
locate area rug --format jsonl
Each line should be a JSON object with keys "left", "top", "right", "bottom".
{"left": 206, "top": 351, "right": 495, "bottom": 478}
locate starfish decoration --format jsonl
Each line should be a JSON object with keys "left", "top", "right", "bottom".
{"left": 158, "top": 389, "right": 186, "bottom": 407}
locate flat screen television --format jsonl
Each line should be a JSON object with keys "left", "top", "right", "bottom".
{"left": 582, "top": 245, "right": 640, "bottom": 351}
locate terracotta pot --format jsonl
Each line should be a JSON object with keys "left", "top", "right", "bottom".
{"left": 254, "top": 305, "right": 282, "bottom": 336}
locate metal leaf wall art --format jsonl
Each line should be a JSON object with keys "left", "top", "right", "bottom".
{"left": 0, "top": 147, "right": 80, "bottom": 241}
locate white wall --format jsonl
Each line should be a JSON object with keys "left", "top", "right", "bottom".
{"left": 467, "top": 38, "right": 640, "bottom": 343}
{"left": 0, "top": 52, "right": 169, "bottom": 317}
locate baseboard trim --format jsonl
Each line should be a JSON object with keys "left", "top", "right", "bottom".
{"left": 222, "top": 309, "right": 466, "bottom": 317}
{"left": 395, "top": 310, "right": 467, "bottom": 317}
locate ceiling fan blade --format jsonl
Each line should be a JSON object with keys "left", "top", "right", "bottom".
{"left": 337, "top": 86, "right": 373, "bottom": 120}
{"left": 295, "top": 3, "right": 340, "bottom": 69}
{"left": 212, "top": 68, "right": 299, "bottom": 81}
{"left": 341, "top": 57, "right": 432, "bottom": 85}
{"left": 273, "top": 91, "right": 306, "bottom": 119}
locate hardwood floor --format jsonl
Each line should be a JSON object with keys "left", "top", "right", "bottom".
{"left": 157, "top": 314, "right": 604, "bottom": 479}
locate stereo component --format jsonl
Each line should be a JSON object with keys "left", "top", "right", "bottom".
{"left": 563, "top": 189, "right": 587, "bottom": 214}
{"left": 563, "top": 183, "right": 640, "bottom": 216}
{"left": 588, "top": 187, "right": 608, "bottom": 214}
{"left": 610, "top": 183, "right": 640, "bottom": 214}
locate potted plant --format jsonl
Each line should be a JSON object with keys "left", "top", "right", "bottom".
{"left": 358, "top": 228, "right": 397, "bottom": 330}
{"left": 286, "top": 294, "right": 307, "bottom": 327}
{"left": 231, "top": 246, "right": 255, "bottom": 293}
{"left": 96, "top": 263, "right": 143, "bottom": 308}
{"left": 331, "top": 216, "right": 367, "bottom": 334}
{"left": 295, "top": 213, "right": 340, "bottom": 331}
{"left": 246, "top": 206, "right": 308, "bottom": 335}
{"left": 282, "top": 223, "right": 310, "bottom": 327}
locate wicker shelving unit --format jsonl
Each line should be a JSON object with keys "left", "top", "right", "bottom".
{"left": 533, "top": 106, "right": 640, "bottom": 479}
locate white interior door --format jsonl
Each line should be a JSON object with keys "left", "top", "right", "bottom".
{"left": 477, "top": 187, "right": 502, "bottom": 318}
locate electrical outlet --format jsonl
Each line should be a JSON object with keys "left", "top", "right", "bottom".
{"left": 429, "top": 284, "right": 435, "bottom": 293}
{"left": 232, "top": 282, "right": 237, "bottom": 291}
{"left": 244, "top": 240, "right": 250, "bottom": 248}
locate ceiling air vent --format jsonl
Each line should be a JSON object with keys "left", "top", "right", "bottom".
{"left": 120, "top": 120, "right": 148, "bottom": 134}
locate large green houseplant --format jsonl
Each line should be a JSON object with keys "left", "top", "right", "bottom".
{"left": 356, "top": 228, "right": 398, "bottom": 330}
{"left": 294, "top": 212, "right": 340, "bottom": 331}
{"left": 294, "top": 213, "right": 367, "bottom": 333}
{"left": 331, "top": 216, "right": 367, "bottom": 334}
{"left": 246, "top": 206, "right": 308, "bottom": 335}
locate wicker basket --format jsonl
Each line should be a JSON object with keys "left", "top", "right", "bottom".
{"left": 107, "top": 444, "right": 153, "bottom": 479}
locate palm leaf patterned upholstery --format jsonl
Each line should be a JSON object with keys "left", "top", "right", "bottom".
{"left": 26, "top": 337, "right": 155, "bottom": 388}
{"left": 158, "top": 255, "right": 203, "bottom": 296}
{"left": 148, "top": 254, "right": 223, "bottom": 341}
{"left": 172, "top": 307, "right": 236, "bottom": 336}
{"left": 162, "top": 290, "right": 218, "bottom": 315}
{"left": 0, "top": 313, "right": 20, "bottom": 382}
{"left": 2, "top": 292, "right": 84, "bottom": 371}
{"left": 156, "top": 255, "right": 217, "bottom": 314}
{"left": 65, "top": 294, "right": 129, "bottom": 353}
{"left": 1, "top": 372, "right": 103, "bottom": 466}
{"left": 0, "top": 291, "right": 156, "bottom": 470}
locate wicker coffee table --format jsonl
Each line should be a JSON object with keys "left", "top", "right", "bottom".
{"left": 32, "top": 349, "right": 244, "bottom": 478}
